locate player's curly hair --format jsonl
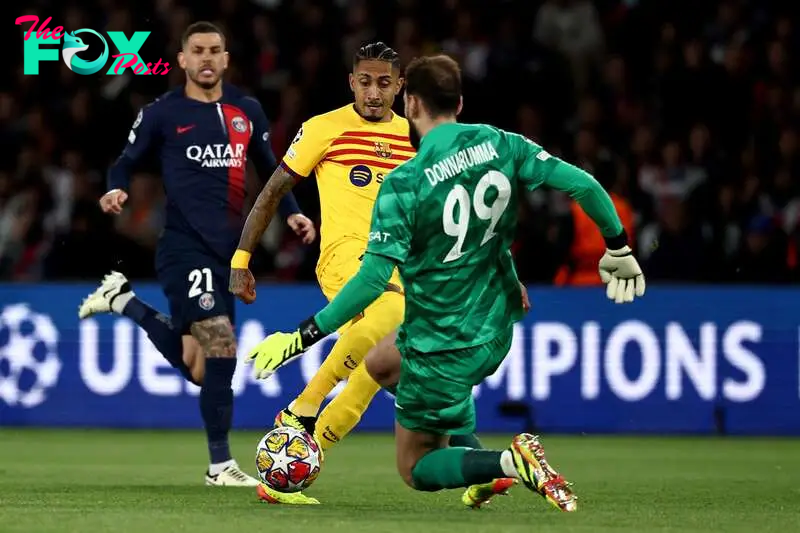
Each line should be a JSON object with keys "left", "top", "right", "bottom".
{"left": 354, "top": 41, "right": 400, "bottom": 69}
{"left": 404, "top": 55, "right": 462, "bottom": 117}
{"left": 181, "top": 21, "right": 226, "bottom": 48}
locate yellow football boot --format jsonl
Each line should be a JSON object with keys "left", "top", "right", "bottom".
{"left": 462, "top": 478, "right": 517, "bottom": 509}
{"left": 256, "top": 483, "right": 320, "bottom": 505}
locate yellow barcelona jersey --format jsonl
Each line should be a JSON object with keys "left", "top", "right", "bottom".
{"left": 280, "top": 104, "right": 414, "bottom": 266}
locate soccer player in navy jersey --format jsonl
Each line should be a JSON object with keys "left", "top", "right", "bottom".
{"left": 79, "top": 21, "right": 316, "bottom": 486}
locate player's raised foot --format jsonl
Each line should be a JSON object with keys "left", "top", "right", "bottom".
{"left": 256, "top": 483, "right": 320, "bottom": 505}
{"left": 78, "top": 271, "right": 133, "bottom": 319}
{"left": 509, "top": 433, "right": 577, "bottom": 512}
{"left": 462, "top": 478, "right": 517, "bottom": 509}
{"left": 205, "top": 462, "right": 260, "bottom": 487}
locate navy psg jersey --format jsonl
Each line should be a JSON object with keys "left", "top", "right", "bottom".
{"left": 108, "top": 83, "right": 300, "bottom": 261}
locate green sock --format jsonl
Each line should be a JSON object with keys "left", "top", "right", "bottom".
{"left": 449, "top": 433, "right": 483, "bottom": 449}
{"left": 384, "top": 383, "right": 398, "bottom": 396}
{"left": 410, "top": 447, "right": 506, "bottom": 492}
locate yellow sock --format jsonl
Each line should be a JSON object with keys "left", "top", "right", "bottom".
{"left": 315, "top": 362, "right": 382, "bottom": 450}
{"left": 290, "top": 291, "right": 404, "bottom": 418}
{"left": 289, "top": 321, "right": 355, "bottom": 417}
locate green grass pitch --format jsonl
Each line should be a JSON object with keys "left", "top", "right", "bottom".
{"left": 0, "top": 429, "right": 798, "bottom": 533}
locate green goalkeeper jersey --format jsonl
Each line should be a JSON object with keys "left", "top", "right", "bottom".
{"left": 365, "top": 122, "right": 623, "bottom": 354}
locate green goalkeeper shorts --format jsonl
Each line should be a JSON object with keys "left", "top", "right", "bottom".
{"left": 394, "top": 327, "right": 513, "bottom": 435}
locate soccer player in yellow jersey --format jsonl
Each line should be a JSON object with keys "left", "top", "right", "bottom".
{"left": 231, "top": 43, "right": 513, "bottom": 506}
{"left": 232, "top": 41, "right": 408, "bottom": 446}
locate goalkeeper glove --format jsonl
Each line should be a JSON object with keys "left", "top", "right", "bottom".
{"left": 247, "top": 317, "right": 326, "bottom": 380}
{"left": 598, "top": 242, "right": 646, "bottom": 304}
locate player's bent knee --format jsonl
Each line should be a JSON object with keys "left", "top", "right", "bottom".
{"left": 364, "top": 332, "right": 400, "bottom": 388}
{"left": 190, "top": 316, "right": 237, "bottom": 358}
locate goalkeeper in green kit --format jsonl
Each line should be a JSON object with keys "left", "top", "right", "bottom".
{"left": 246, "top": 54, "right": 645, "bottom": 512}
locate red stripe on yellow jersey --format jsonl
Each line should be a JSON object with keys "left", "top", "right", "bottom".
{"left": 330, "top": 137, "right": 415, "bottom": 153}
{"left": 339, "top": 130, "right": 409, "bottom": 142}
{"left": 326, "top": 148, "right": 412, "bottom": 161}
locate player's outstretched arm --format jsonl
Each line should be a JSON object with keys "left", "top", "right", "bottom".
{"left": 229, "top": 166, "right": 297, "bottom": 303}
{"left": 513, "top": 132, "right": 644, "bottom": 302}
{"left": 542, "top": 162, "right": 645, "bottom": 303}
{"left": 246, "top": 252, "right": 396, "bottom": 379}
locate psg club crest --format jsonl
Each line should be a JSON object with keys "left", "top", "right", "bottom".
{"left": 231, "top": 116, "right": 248, "bottom": 133}
{"left": 374, "top": 141, "right": 392, "bottom": 159}
{"left": 198, "top": 293, "right": 215, "bottom": 311}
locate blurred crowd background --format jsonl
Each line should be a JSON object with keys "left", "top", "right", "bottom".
{"left": 2, "top": 0, "right": 799, "bottom": 284}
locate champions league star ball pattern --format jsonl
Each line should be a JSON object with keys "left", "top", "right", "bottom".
{"left": 256, "top": 427, "right": 322, "bottom": 493}
{"left": 0, "top": 304, "right": 61, "bottom": 408}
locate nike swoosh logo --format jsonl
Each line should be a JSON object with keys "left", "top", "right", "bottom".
{"left": 177, "top": 125, "right": 195, "bottom": 134}
{"left": 102, "top": 288, "right": 115, "bottom": 298}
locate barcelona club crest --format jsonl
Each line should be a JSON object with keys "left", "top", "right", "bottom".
{"left": 374, "top": 141, "right": 392, "bottom": 159}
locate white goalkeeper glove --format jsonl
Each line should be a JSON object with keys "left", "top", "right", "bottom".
{"left": 598, "top": 245, "right": 646, "bottom": 304}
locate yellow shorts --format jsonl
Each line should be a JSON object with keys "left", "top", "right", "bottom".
{"left": 316, "top": 241, "right": 403, "bottom": 302}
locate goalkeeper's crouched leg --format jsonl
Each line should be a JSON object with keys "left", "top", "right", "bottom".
{"left": 301, "top": 291, "right": 404, "bottom": 449}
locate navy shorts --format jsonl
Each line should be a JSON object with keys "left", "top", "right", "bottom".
{"left": 155, "top": 237, "right": 235, "bottom": 335}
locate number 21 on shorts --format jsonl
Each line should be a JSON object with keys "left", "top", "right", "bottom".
{"left": 442, "top": 170, "right": 511, "bottom": 263}
{"left": 188, "top": 267, "right": 213, "bottom": 298}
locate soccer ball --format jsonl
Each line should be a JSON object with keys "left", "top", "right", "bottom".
{"left": 0, "top": 304, "right": 61, "bottom": 408}
{"left": 255, "top": 427, "right": 322, "bottom": 493}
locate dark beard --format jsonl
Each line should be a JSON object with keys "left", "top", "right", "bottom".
{"left": 409, "top": 122, "right": 421, "bottom": 150}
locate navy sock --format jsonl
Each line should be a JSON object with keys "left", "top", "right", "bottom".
{"left": 449, "top": 433, "right": 483, "bottom": 449}
{"left": 201, "top": 358, "right": 236, "bottom": 465}
{"left": 122, "top": 298, "right": 193, "bottom": 381}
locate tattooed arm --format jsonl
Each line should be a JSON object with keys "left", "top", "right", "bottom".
{"left": 239, "top": 166, "right": 297, "bottom": 253}
{"left": 229, "top": 165, "right": 297, "bottom": 303}
{"left": 232, "top": 116, "right": 328, "bottom": 303}
{"left": 243, "top": 96, "right": 315, "bottom": 244}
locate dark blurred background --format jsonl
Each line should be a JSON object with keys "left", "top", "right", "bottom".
{"left": 2, "top": 0, "right": 799, "bottom": 284}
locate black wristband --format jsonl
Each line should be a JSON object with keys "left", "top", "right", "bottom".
{"left": 604, "top": 229, "right": 629, "bottom": 251}
{"left": 298, "top": 316, "right": 326, "bottom": 348}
